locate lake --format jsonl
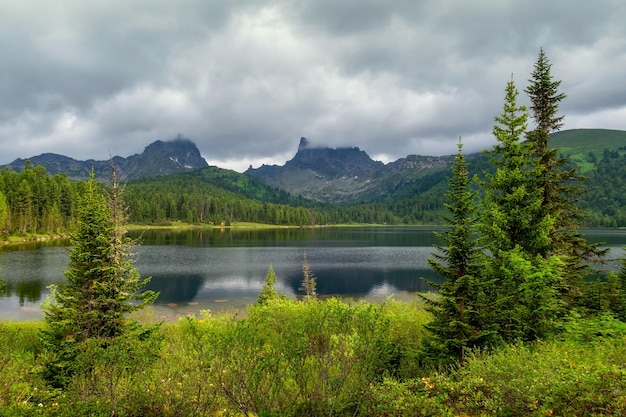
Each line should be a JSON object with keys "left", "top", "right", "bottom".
{"left": 1, "top": 227, "right": 625, "bottom": 321}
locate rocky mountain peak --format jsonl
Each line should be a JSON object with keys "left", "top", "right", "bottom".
{"left": 289, "top": 139, "right": 382, "bottom": 179}
{"left": 298, "top": 137, "right": 310, "bottom": 151}
{"left": 1, "top": 136, "right": 209, "bottom": 181}
{"left": 245, "top": 136, "right": 457, "bottom": 203}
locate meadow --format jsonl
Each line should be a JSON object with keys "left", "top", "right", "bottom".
{"left": 2, "top": 296, "right": 626, "bottom": 416}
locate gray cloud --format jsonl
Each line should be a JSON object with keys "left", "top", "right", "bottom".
{"left": 1, "top": 0, "right": 625, "bottom": 172}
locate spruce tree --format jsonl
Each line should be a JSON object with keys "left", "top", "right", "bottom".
{"left": 422, "top": 139, "right": 497, "bottom": 364}
{"left": 479, "top": 78, "right": 563, "bottom": 342}
{"left": 41, "top": 170, "right": 158, "bottom": 386}
{"left": 480, "top": 77, "right": 552, "bottom": 255}
{"left": 525, "top": 48, "right": 606, "bottom": 301}
{"left": 257, "top": 264, "right": 280, "bottom": 305}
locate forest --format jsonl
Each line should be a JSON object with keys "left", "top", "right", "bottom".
{"left": 2, "top": 49, "right": 626, "bottom": 416}
{"left": 1, "top": 137, "right": 625, "bottom": 239}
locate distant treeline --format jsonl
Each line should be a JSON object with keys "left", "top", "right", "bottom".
{"left": 121, "top": 170, "right": 415, "bottom": 226}
{"left": 582, "top": 150, "right": 626, "bottom": 227}
{"left": 0, "top": 148, "right": 624, "bottom": 240}
{"left": 0, "top": 164, "right": 433, "bottom": 238}
{"left": 0, "top": 163, "right": 82, "bottom": 238}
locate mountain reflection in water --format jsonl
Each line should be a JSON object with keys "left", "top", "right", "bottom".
{"left": 1, "top": 227, "right": 624, "bottom": 321}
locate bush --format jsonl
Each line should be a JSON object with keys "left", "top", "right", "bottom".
{"left": 195, "top": 297, "right": 430, "bottom": 416}
{"left": 421, "top": 337, "right": 626, "bottom": 416}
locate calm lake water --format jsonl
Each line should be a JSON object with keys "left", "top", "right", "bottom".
{"left": 1, "top": 227, "right": 625, "bottom": 321}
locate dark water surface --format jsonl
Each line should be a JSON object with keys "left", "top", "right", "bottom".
{"left": 1, "top": 227, "right": 624, "bottom": 321}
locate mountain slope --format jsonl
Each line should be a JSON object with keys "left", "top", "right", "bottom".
{"left": 245, "top": 137, "right": 454, "bottom": 204}
{"left": 246, "top": 129, "right": 626, "bottom": 205}
{"left": 2, "top": 136, "right": 208, "bottom": 181}
{"left": 550, "top": 128, "right": 626, "bottom": 173}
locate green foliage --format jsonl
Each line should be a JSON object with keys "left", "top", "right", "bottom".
{"left": 526, "top": 48, "right": 566, "bottom": 142}
{"left": 206, "top": 298, "right": 415, "bottom": 416}
{"left": 0, "top": 322, "right": 50, "bottom": 410}
{"left": 422, "top": 139, "right": 498, "bottom": 365}
{"left": 0, "top": 166, "right": 79, "bottom": 239}
{"left": 3, "top": 305, "right": 626, "bottom": 416}
{"left": 124, "top": 169, "right": 331, "bottom": 226}
{"left": 470, "top": 77, "right": 565, "bottom": 344}
{"left": 583, "top": 152, "right": 626, "bottom": 227}
{"left": 525, "top": 49, "right": 606, "bottom": 304}
{"left": 257, "top": 264, "right": 283, "bottom": 305}
{"left": 41, "top": 172, "right": 160, "bottom": 387}
{"left": 445, "top": 339, "right": 626, "bottom": 416}
{"left": 479, "top": 77, "right": 552, "bottom": 256}
{"left": 551, "top": 128, "right": 626, "bottom": 174}
{"left": 0, "top": 191, "right": 9, "bottom": 240}
{"left": 489, "top": 248, "right": 565, "bottom": 342}
{"left": 576, "top": 251, "right": 626, "bottom": 320}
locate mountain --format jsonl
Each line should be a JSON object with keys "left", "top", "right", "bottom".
{"left": 1, "top": 136, "right": 209, "bottom": 181}
{"left": 245, "top": 137, "right": 455, "bottom": 204}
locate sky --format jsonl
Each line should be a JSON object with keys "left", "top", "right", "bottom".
{"left": 1, "top": 1, "right": 625, "bottom": 172}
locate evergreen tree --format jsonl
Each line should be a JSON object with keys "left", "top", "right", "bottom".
{"left": 525, "top": 48, "right": 606, "bottom": 301}
{"left": 41, "top": 170, "right": 159, "bottom": 386}
{"left": 421, "top": 139, "right": 497, "bottom": 364}
{"left": 479, "top": 77, "right": 552, "bottom": 255}
{"left": 0, "top": 191, "right": 8, "bottom": 239}
{"left": 479, "top": 78, "right": 563, "bottom": 342}
{"left": 257, "top": 264, "right": 280, "bottom": 305}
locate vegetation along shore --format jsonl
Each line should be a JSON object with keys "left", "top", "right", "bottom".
{"left": 2, "top": 49, "right": 626, "bottom": 416}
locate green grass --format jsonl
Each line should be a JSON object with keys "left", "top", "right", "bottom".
{"left": 551, "top": 128, "right": 626, "bottom": 173}
{"left": 126, "top": 220, "right": 301, "bottom": 231}
{"left": 2, "top": 299, "right": 626, "bottom": 416}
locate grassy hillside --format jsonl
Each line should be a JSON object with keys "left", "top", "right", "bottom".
{"left": 551, "top": 128, "right": 626, "bottom": 173}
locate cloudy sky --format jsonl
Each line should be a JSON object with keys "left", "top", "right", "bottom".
{"left": 1, "top": 1, "right": 625, "bottom": 172}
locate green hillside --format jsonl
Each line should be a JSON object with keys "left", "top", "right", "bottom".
{"left": 551, "top": 128, "right": 626, "bottom": 173}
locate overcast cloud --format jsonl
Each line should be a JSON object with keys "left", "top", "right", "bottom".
{"left": 1, "top": 0, "right": 625, "bottom": 172}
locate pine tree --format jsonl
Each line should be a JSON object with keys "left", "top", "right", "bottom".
{"left": 0, "top": 191, "right": 8, "bottom": 240}
{"left": 41, "top": 170, "right": 158, "bottom": 386}
{"left": 525, "top": 48, "right": 606, "bottom": 301}
{"left": 421, "top": 138, "right": 498, "bottom": 364}
{"left": 479, "top": 77, "right": 552, "bottom": 255}
{"left": 257, "top": 264, "right": 280, "bottom": 305}
{"left": 478, "top": 77, "right": 565, "bottom": 342}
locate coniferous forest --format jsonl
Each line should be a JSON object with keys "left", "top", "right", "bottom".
{"left": 2, "top": 50, "right": 626, "bottom": 416}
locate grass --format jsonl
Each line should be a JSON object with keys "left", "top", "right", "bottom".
{"left": 124, "top": 220, "right": 301, "bottom": 231}
{"left": 0, "top": 232, "right": 68, "bottom": 248}
{"left": 2, "top": 299, "right": 626, "bottom": 416}
{"left": 125, "top": 221, "right": 435, "bottom": 231}
{"left": 551, "top": 128, "right": 626, "bottom": 173}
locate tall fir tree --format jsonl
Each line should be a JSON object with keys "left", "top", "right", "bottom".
{"left": 479, "top": 77, "right": 563, "bottom": 342}
{"left": 525, "top": 48, "right": 606, "bottom": 302}
{"left": 421, "top": 139, "right": 498, "bottom": 365}
{"left": 480, "top": 77, "right": 552, "bottom": 255}
{"left": 41, "top": 169, "right": 158, "bottom": 386}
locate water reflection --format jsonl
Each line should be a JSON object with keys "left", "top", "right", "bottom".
{"left": 1, "top": 227, "right": 624, "bottom": 321}
{"left": 14, "top": 280, "right": 46, "bottom": 305}
{"left": 148, "top": 273, "right": 205, "bottom": 304}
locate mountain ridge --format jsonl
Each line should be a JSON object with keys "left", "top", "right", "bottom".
{"left": 2, "top": 128, "right": 624, "bottom": 207}
{"left": 245, "top": 136, "right": 456, "bottom": 203}
{"left": 1, "top": 136, "right": 209, "bottom": 181}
